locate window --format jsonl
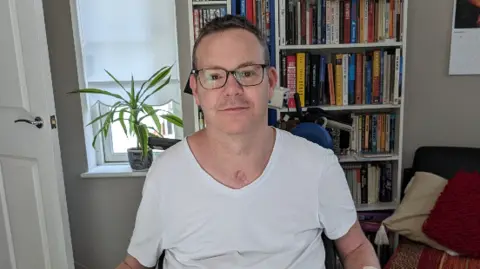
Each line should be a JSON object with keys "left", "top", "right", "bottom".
{"left": 75, "top": 0, "right": 183, "bottom": 164}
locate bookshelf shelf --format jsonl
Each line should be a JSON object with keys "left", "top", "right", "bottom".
{"left": 279, "top": 41, "right": 403, "bottom": 51}
{"left": 338, "top": 154, "right": 399, "bottom": 163}
{"left": 279, "top": 103, "right": 401, "bottom": 112}
{"left": 356, "top": 202, "right": 398, "bottom": 211}
{"left": 192, "top": 1, "right": 228, "bottom": 6}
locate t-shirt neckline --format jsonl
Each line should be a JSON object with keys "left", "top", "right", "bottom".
{"left": 183, "top": 127, "right": 282, "bottom": 195}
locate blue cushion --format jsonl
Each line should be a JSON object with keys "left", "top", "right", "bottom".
{"left": 290, "top": 122, "right": 333, "bottom": 150}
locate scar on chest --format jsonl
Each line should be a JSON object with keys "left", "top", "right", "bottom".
{"left": 234, "top": 170, "right": 248, "bottom": 183}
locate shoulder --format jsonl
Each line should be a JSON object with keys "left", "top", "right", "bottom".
{"left": 275, "top": 128, "right": 340, "bottom": 183}
{"left": 143, "top": 138, "right": 189, "bottom": 186}
{"left": 276, "top": 128, "right": 338, "bottom": 166}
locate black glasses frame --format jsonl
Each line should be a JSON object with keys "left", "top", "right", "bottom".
{"left": 191, "top": 64, "right": 268, "bottom": 90}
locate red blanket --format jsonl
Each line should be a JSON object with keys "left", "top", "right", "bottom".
{"left": 385, "top": 239, "right": 480, "bottom": 269}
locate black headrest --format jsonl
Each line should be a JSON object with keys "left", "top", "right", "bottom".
{"left": 402, "top": 146, "right": 480, "bottom": 198}
{"left": 412, "top": 146, "right": 480, "bottom": 179}
{"left": 184, "top": 78, "right": 192, "bottom": 95}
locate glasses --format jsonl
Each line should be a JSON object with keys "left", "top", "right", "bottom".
{"left": 192, "top": 64, "right": 268, "bottom": 90}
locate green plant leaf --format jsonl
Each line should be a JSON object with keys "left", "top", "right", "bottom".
{"left": 140, "top": 76, "right": 171, "bottom": 105}
{"left": 102, "top": 111, "right": 114, "bottom": 138}
{"left": 138, "top": 108, "right": 162, "bottom": 123}
{"left": 101, "top": 103, "right": 122, "bottom": 142}
{"left": 146, "top": 65, "right": 172, "bottom": 90}
{"left": 92, "top": 123, "right": 108, "bottom": 149}
{"left": 104, "top": 69, "right": 130, "bottom": 97}
{"left": 142, "top": 104, "right": 162, "bottom": 136}
{"left": 161, "top": 113, "right": 183, "bottom": 127}
{"left": 69, "top": 88, "right": 127, "bottom": 103}
{"left": 139, "top": 67, "right": 166, "bottom": 91}
{"left": 129, "top": 109, "right": 139, "bottom": 136}
{"left": 109, "top": 101, "right": 123, "bottom": 111}
{"left": 118, "top": 108, "right": 128, "bottom": 137}
{"left": 137, "top": 66, "right": 172, "bottom": 101}
{"left": 89, "top": 101, "right": 125, "bottom": 149}
{"left": 147, "top": 65, "right": 173, "bottom": 89}
{"left": 136, "top": 124, "right": 149, "bottom": 158}
{"left": 136, "top": 67, "right": 165, "bottom": 101}
{"left": 110, "top": 115, "right": 135, "bottom": 125}
{"left": 86, "top": 101, "right": 122, "bottom": 127}
{"left": 130, "top": 74, "right": 137, "bottom": 107}
{"left": 86, "top": 111, "right": 111, "bottom": 127}
{"left": 92, "top": 128, "right": 102, "bottom": 148}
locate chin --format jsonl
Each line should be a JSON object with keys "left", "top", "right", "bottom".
{"left": 213, "top": 120, "right": 257, "bottom": 135}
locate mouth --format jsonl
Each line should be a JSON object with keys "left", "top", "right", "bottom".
{"left": 221, "top": 107, "right": 249, "bottom": 112}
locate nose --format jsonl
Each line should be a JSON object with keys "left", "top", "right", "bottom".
{"left": 223, "top": 72, "right": 243, "bottom": 96}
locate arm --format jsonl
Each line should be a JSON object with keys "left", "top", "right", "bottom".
{"left": 317, "top": 152, "right": 380, "bottom": 269}
{"left": 334, "top": 221, "right": 380, "bottom": 269}
{"left": 116, "top": 166, "right": 164, "bottom": 269}
{"left": 115, "top": 255, "right": 147, "bottom": 269}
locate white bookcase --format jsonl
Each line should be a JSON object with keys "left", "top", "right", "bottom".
{"left": 186, "top": 0, "right": 409, "bottom": 215}
{"left": 274, "top": 0, "right": 408, "bottom": 214}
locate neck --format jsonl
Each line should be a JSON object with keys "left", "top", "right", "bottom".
{"left": 204, "top": 125, "right": 275, "bottom": 158}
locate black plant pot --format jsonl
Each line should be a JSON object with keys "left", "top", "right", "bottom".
{"left": 127, "top": 148, "right": 153, "bottom": 171}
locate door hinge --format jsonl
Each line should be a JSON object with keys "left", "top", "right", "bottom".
{"left": 50, "top": 115, "right": 57, "bottom": 129}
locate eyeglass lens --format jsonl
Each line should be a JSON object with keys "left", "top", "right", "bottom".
{"left": 198, "top": 64, "right": 265, "bottom": 89}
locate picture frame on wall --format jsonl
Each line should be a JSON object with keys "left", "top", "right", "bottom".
{"left": 448, "top": 0, "right": 480, "bottom": 75}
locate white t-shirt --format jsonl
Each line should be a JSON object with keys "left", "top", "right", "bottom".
{"left": 127, "top": 128, "right": 357, "bottom": 269}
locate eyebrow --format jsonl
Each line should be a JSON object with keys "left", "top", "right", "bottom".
{"left": 199, "top": 61, "right": 260, "bottom": 70}
{"left": 235, "top": 61, "right": 258, "bottom": 68}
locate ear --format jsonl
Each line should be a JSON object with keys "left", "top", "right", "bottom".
{"left": 189, "top": 74, "right": 201, "bottom": 106}
{"left": 266, "top": 67, "right": 278, "bottom": 100}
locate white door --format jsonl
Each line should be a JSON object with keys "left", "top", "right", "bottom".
{"left": 0, "top": 0, "right": 75, "bottom": 269}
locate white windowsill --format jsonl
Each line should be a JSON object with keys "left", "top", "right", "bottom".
{"left": 81, "top": 164, "right": 148, "bottom": 178}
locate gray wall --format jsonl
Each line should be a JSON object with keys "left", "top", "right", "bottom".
{"left": 41, "top": 0, "right": 480, "bottom": 268}
{"left": 41, "top": 1, "right": 146, "bottom": 268}
{"left": 401, "top": 0, "right": 480, "bottom": 167}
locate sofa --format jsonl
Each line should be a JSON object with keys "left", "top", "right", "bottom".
{"left": 383, "top": 146, "right": 480, "bottom": 268}
{"left": 402, "top": 146, "right": 480, "bottom": 199}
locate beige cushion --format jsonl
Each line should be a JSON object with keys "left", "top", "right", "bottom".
{"left": 383, "top": 171, "right": 453, "bottom": 252}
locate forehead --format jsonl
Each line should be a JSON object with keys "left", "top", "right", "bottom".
{"left": 195, "top": 28, "right": 264, "bottom": 70}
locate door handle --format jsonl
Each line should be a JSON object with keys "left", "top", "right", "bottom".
{"left": 14, "top": 116, "right": 44, "bottom": 129}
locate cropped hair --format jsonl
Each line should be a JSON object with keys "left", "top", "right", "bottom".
{"left": 192, "top": 15, "right": 270, "bottom": 69}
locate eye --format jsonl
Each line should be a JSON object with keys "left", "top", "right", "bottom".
{"left": 205, "top": 72, "right": 224, "bottom": 81}
{"left": 237, "top": 69, "right": 257, "bottom": 78}
{"left": 241, "top": 71, "right": 254, "bottom": 77}
{"left": 208, "top": 74, "right": 220, "bottom": 80}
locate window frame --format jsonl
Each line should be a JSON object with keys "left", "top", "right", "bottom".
{"left": 71, "top": 0, "right": 197, "bottom": 171}
{"left": 88, "top": 101, "right": 108, "bottom": 165}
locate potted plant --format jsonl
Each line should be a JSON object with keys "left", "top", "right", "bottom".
{"left": 70, "top": 65, "right": 183, "bottom": 171}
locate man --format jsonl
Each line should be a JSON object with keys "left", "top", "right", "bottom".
{"left": 116, "top": 15, "right": 380, "bottom": 269}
